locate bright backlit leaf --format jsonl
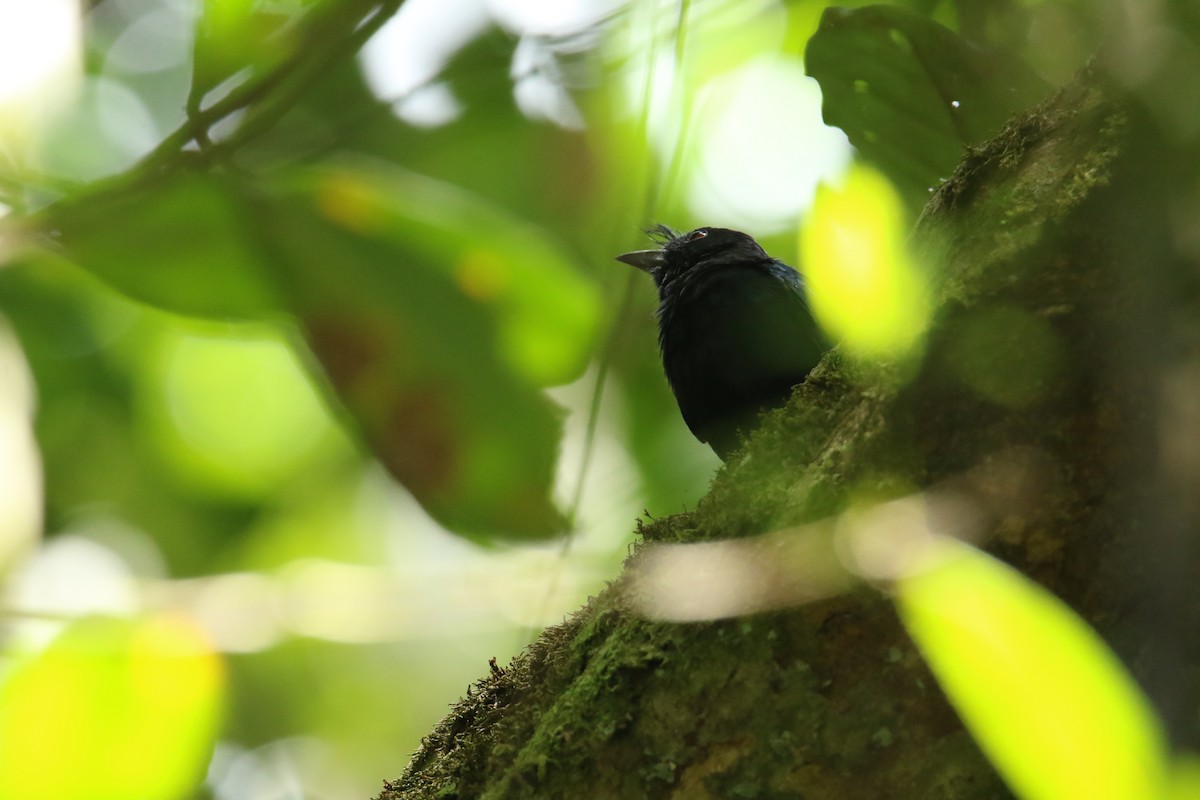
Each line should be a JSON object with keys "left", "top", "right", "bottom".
{"left": 896, "top": 539, "right": 1168, "bottom": 800}
{"left": 0, "top": 615, "right": 225, "bottom": 800}
{"left": 1169, "top": 755, "right": 1200, "bottom": 800}
{"left": 800, "top": 163, "right": 930, "bottom": 360}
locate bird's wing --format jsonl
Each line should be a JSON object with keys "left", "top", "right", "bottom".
{"left": 700, "top": 264, "right": 826, "bottom": 385}
{"left": 662, "top": 263, "right": 826, "bottom": 450}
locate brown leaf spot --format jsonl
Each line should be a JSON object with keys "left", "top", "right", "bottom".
{"left": 379, "top": 384, "right": 459, "bottom": 499}
{"left": 305, "top": 314, "right": 389, "bottom": 390}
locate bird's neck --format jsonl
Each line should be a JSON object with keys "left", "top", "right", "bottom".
{"left": 655, "top": 257, "right": 772, "bottom": 300}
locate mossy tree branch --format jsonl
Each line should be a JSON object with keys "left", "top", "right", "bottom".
{"left": 379, "top": 62, "right": 1200, "bottom": 800}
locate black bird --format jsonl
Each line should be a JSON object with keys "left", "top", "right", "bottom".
{"left": 617, "top": 225, "right": 827, "bottom": 460}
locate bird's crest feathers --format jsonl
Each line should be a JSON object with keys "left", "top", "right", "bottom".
{"left": 646, "top": 224, "right": 679, "bottom": 246}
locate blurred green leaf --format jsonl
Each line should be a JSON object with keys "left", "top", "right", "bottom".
{"left": 0, "top": 258, "right": 278, "bottom": 573}
{"left": 896, "top": 539, "right": 1168, "bottom": 800}
{"left": 805, "top": 5, "right": 1050, "bottom": 206}
{"left": 250, "top": 159, "right": 591, "bottom": 538}
{"left": 799, "top": 162, "right": 931, "bottom": 360}
{"left": 46, "top": 157, "right": 596, "bottom": 539}
{"left": 51, "top": 173, "right": 281, "bottom": 318}
{"left": 1170, "top": 755, "right": 1200, "bottom": 800}
{"left": 139, "top": 324, "right": 349, "bottom": 500}
{"left": 289, "top": 158, "right": 600, "bottom": 386}
{"left": 0, "top": 615, "right": 224, "bottom": 800}
{"left": 193, "top": 0, "right": 291, "bottom": 97}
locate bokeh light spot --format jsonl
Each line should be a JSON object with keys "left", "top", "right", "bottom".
{"left": 0, "top": 323, "right": 40, "bottom": 569}
{"left": 41, "top": 75, "right": 162, "bottom": 181}
{"left": 898, "top": 540, "right": 1169, "bottom": 800}
{"left": 800, "top": 163, "right": 931, "bottom": 360}
{"left": 144, "top": 325, "right": 343, "bottom": 498}
{"left": 0, "top": 0, "right": 82, "bottom": 147}
{"left": 0, "top": 615, "right": 224, "bottom": 800}
{"left": 687, "top": 55, "right": 852, "bottom": 230}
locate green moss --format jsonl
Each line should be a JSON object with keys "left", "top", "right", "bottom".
{"left": 381, "top": 67, "right": 1141, "bottom": 800}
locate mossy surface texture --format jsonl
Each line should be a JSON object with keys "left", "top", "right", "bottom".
{"left": 379, "top": 70, "right": 1184, "bottom": 800}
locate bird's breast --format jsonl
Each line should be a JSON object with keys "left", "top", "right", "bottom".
{"left": 654, "top": 260, "right": 824, "bottom": 439}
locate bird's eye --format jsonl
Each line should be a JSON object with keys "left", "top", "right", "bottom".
{"left": 686, "top": 229, "right": 708, "bottom": 242}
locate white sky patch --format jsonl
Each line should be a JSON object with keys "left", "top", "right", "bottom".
{"left": 0, "top": 324, "right": 40, "bottom": 571}
{"left": 511, "top": 37, "right": 584, "bottom": 129}
{"left": 686, "top": 55, "right": 852, "bottom": 232}
{"left": 0, "top": 0, "right": 81, "bottom": 104}
{"left": 105, "top": 5, "right": 193, "bottom": 74}
{"left": 392, "top": 81, "right": 463, "bottom": 128}
{"left": 362, "top": 0, "right": 619, "bottom": 128}
{"left": 487, "top": 0, "right": 627, "bottom": 36}
{"left": 0, "top": 0, "right": 83, "bottom": 145}
{"left": 359, "top": 0, "right": 490, "bottom": 123}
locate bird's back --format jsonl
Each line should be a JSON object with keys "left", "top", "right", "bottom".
{"left": 658, "top": 259, "right": 825, "bottom": 458}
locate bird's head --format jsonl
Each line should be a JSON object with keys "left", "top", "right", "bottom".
{"left": 616, "top": 226, "right": 769, "bottom": 287}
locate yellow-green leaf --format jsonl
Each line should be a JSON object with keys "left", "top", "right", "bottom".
{"left": 0, "top": 615, "right": 225, "bottom": 800}
{"left": 799, "top": 163, "right": 931, "bottom": 361}
{"left": 896, "top": 540, "right": 1168, "bottom": 800}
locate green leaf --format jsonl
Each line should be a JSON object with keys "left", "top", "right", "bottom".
{"left": 896, "top": 539, "right": 1169, "bottom": 800}
{"left": 191, "top": 0, "right": 305, "bottom": 101}
{"left": 291, "top": 158, "right": 600, "bottom": 387}
{"left": 805, "top": 5, "right": 1050, "bottom": 206}
{"left": 50, "top": 172, "right": 281, "bottom": 318}
{"left": 1169, "top": 755, "right": 1200, "bottom": 800}
{"left": 799, "top": 162, "right": 931, "bottom": 359}
{"left": 48, "top": 161, "right": 598, "bottom": 539}
{"left": 248, "top": 160, "right": 599, "bottom": 539}
{"left": 0, "top": 616, "right": 224, "bottom": 800}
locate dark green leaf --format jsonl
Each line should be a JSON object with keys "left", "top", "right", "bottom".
{"left": 50, "top": 173, "right": 281, "bottom": 318}
{"left": 284, "top": 158, "right": 601, "bottom": 387}
{"left": 806, "top": 5, "right": 1051, "bottom": 206}
{"left": 46, "top": 161, "right": 597, "bottom": 540}
{"left": 247, "top": 161, "right": 587, "bottom": 539}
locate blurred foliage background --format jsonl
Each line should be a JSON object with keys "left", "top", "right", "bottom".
{"left": 0, "top": 0, "right": 1131, "bottom": 797}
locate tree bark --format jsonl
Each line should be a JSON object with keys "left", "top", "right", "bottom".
{"left": 377, "top": 63, "right": 1200, "bottom": 800}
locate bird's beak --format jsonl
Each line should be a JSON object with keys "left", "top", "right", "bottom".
{"left": 615, "top": 249, "right": 664, "bottom": 273}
